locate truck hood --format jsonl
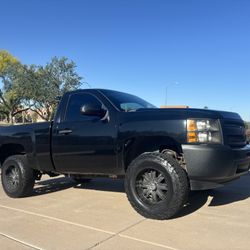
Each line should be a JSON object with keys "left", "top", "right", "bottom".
{"left": 135, "top": 108, "right": 243, "bottom": 121}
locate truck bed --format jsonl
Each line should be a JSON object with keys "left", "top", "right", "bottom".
{"left": 0, "top": 122, "right": 54, "bottom": 171}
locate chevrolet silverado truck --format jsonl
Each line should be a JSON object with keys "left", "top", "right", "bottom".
{"left": 1, "top": 89, "right": 250, "bottom": 219}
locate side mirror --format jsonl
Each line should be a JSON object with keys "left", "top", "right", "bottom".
{"left": 80, "top": 103, "right": 105, "bottom": 117}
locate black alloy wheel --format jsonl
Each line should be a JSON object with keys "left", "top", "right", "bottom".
{"left": 136, "top": 168, "right": 168, "bottom": 205}
{"left": 4, "top": 164, "right": 20, "bottom": 193}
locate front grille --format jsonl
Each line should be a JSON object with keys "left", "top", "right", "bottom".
{"left": 222, "top": 119, "right": 247, "bottom": 147}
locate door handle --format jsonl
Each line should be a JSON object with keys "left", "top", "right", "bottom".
{"left": 58, "top": 129, "right": 72, "bottom": 135}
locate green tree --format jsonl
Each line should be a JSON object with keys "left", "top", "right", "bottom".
{"left": 0, "top": 50, "right": 29, "bottom": 123}
{"left": 0, "top": 50, "right": 19, "bottom": 75}
{"left": 0, "top": 51, "right": 82, "bottom": 123}
{"left": 24, "top": 57, "right": 82, "bottom": 121}
{"left": 0, "top": 89, "right": 30, "bottom": 124}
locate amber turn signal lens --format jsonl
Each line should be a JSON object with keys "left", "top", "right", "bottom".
{"left": 187, "top": 132, "right": 198, "bottom": 143}
{"left": 187, "top": 119, "right": 197, "bottom": 131}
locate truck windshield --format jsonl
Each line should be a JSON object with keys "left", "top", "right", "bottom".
{"left": 100, "top": 89, "right": 157, "bottom": 112}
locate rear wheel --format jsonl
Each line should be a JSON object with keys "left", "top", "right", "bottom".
{"left": 1, "top": 155, "right": 36, "bottom": 198}
{"left": 125, "top": 152, "right": 189, "bottom": 219}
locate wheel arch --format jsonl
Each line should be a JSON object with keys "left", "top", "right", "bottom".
{"left": 0, "top": 143, "right": 26, "bottom": 166}
{"left": 123, "top": 136, "right": 184, "bottom": 171}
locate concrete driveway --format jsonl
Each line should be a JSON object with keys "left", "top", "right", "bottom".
{"left": 0, "top": 173, "right": 250, "bottom": 250}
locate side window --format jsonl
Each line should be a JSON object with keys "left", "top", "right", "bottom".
{"left": 65, "top": 93, "right": 102, "bottom": 122}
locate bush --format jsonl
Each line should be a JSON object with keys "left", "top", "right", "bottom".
{"left": 246, "top": 129, "right": 250, "bottom": 142}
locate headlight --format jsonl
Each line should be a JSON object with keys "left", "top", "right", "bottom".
{"left": 187, "top": 119, "right": 222, "bottom": 144}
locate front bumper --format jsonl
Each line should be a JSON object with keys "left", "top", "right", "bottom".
{"left": 182, "top": 144, "right": 250, "bottom": 190}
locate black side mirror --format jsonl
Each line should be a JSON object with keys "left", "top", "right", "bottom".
{"left": 80, "top": 103, "right": 105, "bottom": 117}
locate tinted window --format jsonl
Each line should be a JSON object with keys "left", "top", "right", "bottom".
{"left": 65, "top": 93, "right": 102, "bottom": 121}
{"left": 100, "top": 90, "right": 156, "bottom": 112}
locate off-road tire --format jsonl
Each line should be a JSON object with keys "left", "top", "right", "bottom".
{"left": 1, "top": 155, "right": 36, "bottom": 198}
{"left": 125, "top": 152, "right": 189, "bottom": 220}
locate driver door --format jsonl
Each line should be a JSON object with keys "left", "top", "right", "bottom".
{"left": 52, "top": 92, "right": 117, "bottom": 174}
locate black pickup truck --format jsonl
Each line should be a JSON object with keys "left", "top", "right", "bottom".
{"left": 1, "top": 89, "right": 250, "bottom": 219}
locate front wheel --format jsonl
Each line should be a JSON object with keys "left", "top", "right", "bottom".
{"left": 125, "top": 152, "right": 189, "bottom": 220}
{"left": 1, "top": 155, "right": 36, "bottom": 198}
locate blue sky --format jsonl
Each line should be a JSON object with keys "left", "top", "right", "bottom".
{"left": 1, "top": 0, "right": 250, "bottom": 120}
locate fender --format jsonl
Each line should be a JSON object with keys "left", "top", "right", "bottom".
{"left": 122, "top": 135, "right": 183, "bottom": 171}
